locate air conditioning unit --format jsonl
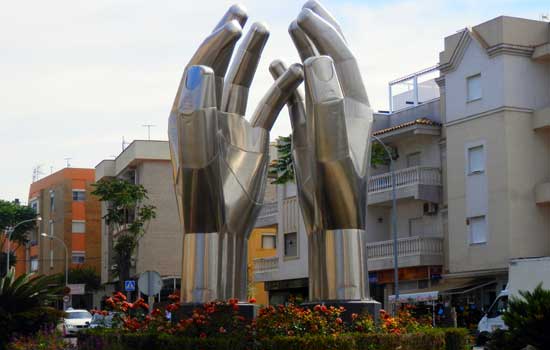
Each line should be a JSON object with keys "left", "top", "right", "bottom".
{"left": 423, "top": 203, "right": 438, "bottom": 216}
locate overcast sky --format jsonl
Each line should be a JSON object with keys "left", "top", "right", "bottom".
{"left": 1, "top": 0, "right": 548, "bottom": 202}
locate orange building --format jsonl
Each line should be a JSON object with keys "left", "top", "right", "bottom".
{"left": 27, "top": 168, "right": 101, "bottom": 277}
{"left": 247, "top": 225, "right": 277, "bottom": 305}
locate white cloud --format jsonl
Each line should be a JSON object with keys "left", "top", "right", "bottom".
{"left": 0, "top": 0, "right": 544, "bottom": 201}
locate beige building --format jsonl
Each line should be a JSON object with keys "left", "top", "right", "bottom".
{"left": 95, "top": 140, "right": 183, "bottom": 298}
{"left": 437, "top": 16, "right": 550, "bottom": 307}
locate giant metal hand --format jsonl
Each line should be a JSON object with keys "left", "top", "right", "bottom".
{"left": 168, "top": 5, "right": 303, "bottom": 303}
{"left": 272, "top": 1, "right": 373, "bottom": 302}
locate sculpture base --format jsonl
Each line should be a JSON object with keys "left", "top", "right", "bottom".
{"left": 302, "top": 299, "right": 382, "bottom": 323}
{"left": 173, "top": 302, "right": 259, "bottom": 323}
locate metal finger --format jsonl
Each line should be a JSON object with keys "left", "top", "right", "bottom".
{"left": 289, "top": 20, "right": 318, "bottom": 62}
{"left": 269, "top": 60, "right": 307, "bottom": 147}
{"left": 302, "top": 0, "right": 346, "bottom": 42}
{"left": 187, "top": 20, "right": 242, "bottom": 70}
{"left": 175, "top": 65, "right": 217, "bottom": 114}
{"left": 303, "top": 56, "right": 348, "bottom": 159}
{"left": 221, "top": 22, "right": 270, "bottom": 115}
{"left": 297, "top": 9, "right": 351, "bottom": 63}
{"left": 213, "top": 4, "right": 248, "bottom": 31}
{"left": 297, "top": 9, "right": 369, "bottom": 105}
{"left": 250, "top": 63, "right": 304, "bottom": 131}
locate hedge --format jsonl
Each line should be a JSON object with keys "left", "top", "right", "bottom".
{"left": 77, "top": 328, "right": 469, "bottom": 350}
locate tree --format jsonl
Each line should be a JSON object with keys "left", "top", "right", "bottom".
{"left": 269, "top": 135, "right": 294, "bottom": 184}
{"left": 268, "top": 135, "right": 399, "bottom": 185}
{"left": 500, "top": 283, "right": 550, "bottom": 349}
{"left": 0, "top": 199, "right": 38, "bottom": 276}
{"left": 91, "top": 179, "right": 156, "bottom": 290}
{"left": 0, "top": 268, "right": 63, "bottom": 347}
{"left": 55, "top": 267, "right": 101, "bottom": 291}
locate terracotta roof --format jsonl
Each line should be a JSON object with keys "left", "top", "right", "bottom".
{"left": 373, "top": 118, "right": 441, "bottom": 136}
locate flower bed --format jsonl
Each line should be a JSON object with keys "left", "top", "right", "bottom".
{"left": 79, "top": 292, "right": 469, "bottom": 350}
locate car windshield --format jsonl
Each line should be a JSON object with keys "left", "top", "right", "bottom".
{"left": 66, "top": 311, "right": 92, "bottom": 319}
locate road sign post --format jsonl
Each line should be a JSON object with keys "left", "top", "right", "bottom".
{"left": 138, "top": 271, "right": 162, "bottom": 313}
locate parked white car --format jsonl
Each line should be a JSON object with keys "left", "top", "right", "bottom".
{"left": 61, "top": 308, "right": 92, "bottom": 336}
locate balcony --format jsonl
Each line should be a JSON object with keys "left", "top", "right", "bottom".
{"left": 367, "top": 236, "right": 444, "bottom": 271}
{"left": 255, "top": 202, "right": 278, "bottom": 227}
{"left": 253, "top": 256, "right": 279, "bottom": 275}
{"left": 368, "top": 166, "right": 442, "bottom": 205}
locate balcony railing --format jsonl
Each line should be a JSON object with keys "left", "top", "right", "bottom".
{"left": 367, "top": 236, "right": 443, "bottom": 260}
{"left": 368, "top": 166, "right": 441, "bottom": 193}
{"left": 256, "top": 201, "right": 278, "bottom": 227}
{"left": 253, "top": 256, "right": 279, "bottom": 274}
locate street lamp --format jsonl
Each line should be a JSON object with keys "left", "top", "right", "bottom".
{"left": 371, "top": 135, "right": 399, "bottom": 311}
{"left": 5, "top": 216, "right": 42, "bottom": 275}
{"left": 40, "top": 233, "right": 68, "bottom": 287}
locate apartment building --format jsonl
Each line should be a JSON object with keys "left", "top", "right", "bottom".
{"left": 247, "top": 169, "right": 278, "bottom": 305}
{"left": 95, "top": 140, "right": 183, "bottom": 299}
{"left": 437, "top": 16, "right": 550, "bottom": 309}
{"left": 27, "top": 168, "right": 101, "bottom": 277}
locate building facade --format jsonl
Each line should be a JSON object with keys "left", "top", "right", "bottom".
{"left": 437, "top": 16, "right": 550, "bottom": 310}
{"left": 28, "top": 168, "right": 101, "bottom": 277}
{"left": 95, "top": 140, "right": 183, "bottom": 299}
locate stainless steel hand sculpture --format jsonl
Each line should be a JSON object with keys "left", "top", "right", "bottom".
{"left": 273, "top": 0, "right": 374, "bottom": 302}
{"left": 168, "top": 5, "right": 304, "bottom": 303}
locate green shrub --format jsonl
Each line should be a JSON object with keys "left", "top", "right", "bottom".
{"left": 440, "top": 328, "right": 470, "bottom": 350}
{"left": 0, "top": 268, "right": 63, "bottom": 348}
{"left": 78, "top": 328, "right": 465, "bottom": 350}
{"left": 502, "top": 283, "right": 550, "bottom": 349}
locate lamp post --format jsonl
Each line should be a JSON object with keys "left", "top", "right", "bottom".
{"left": 371, "top": 135, "right": 399, "bottom": 312}
{"left": 5, "top": 216, "right": 42, "bottom": 275}
{"left": 41, "top": 233, "right": 69, "bottom": 288}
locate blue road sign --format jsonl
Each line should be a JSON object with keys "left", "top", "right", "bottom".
{"left": 124, "top": 280, "right": 135, "bottom": 292}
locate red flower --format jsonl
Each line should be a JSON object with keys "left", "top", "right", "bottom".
{"left": 113, "top": 291, "right": 127, "bottom": 301}
{"left": 219, "top": 327, "right": 226, "bottom": 333}
{"left": 351, "top": 313, "right": 358, "bottom": 320}
{"left": 248, "top": 297, "right": 257, "bottom": 304}
{"left": 200, "top": 332, "right": 207, "bottom": 339}
{"left": 314, "top": 304, "right": 322, "bottom": 312}
{"left": 335, "top": 317, "right": 343, "bottom": 324}
{"left": 320, "top": 305, "right": 328, "bottom": 312}
{"left": 232, "top": 304, "right": 239, "bottom": 311}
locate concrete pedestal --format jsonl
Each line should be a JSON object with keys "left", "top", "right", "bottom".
{"left": 302, "top": 299, "right": 382, "bottom": 323}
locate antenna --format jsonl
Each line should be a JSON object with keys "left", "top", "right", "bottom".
{"left": 32, "top": 165, "right": 45, "bottom": 182}
{"left": 122, "top": 136, "right": 129, "bottom": 151}
{"left": 64, "top": 157, "right": 72, "bottom": 168}
{"left": 142, "top": 124, "right": 156, "bottom": 140}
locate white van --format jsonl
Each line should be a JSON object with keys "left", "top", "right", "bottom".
{"left": 477, "top": 257, "right": 550, "bottom": 340}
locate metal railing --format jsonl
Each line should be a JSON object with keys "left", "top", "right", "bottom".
{"left": 368, "top": 166, "right": 441, "bottom": 193}
{"left": 253, "top": 256, "right": 279, "bottom": 273}
{"left": 367, "top": 236, "right": 444, "bottom": 259}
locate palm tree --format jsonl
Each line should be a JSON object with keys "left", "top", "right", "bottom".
{"left": 0, "top": 268, "right": 63, "bottom": 347}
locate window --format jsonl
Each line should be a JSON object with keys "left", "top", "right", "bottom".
{"left": 467, "top": 74, "right": 482, "bottom": 101}
{"left": 30, "top": 200, "right": 38, "bottom": 214}
{"left": 30, "top": 257, "right": 38, "bottom": 272}
{"left": 468, "top": 145, "right": 485, "bottom": 174}
{"left": 49, "top": 191, "right": 55, "bottom": 211}
{"left": 72, "top": 251, "right": 85, "bottom": 264}
{"left": 487, "top": 296, "right": 508, "bottom": 318}
{"left": 72, "top": 190, "right": 86, "bottom": 201}
{"left": 72, "top": 221, "right": 85, "bottom": 233}
{"left": 469, "top": 216, "right": 487, "bottom": 244}
{"left": 406, "top": 152, "right": 421, "bottom": 167}
{"left": 408, "top": 217, "right": 423, "bottom": 237}
{"left": 284, "top": 232, "right": 298, "bottom": 257}
{"left": 261, "top": 235, "right": 277, "bottom": 249}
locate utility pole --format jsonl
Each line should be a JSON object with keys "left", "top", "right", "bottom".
{"left": 142, "top": 124, "right": 156, "bottom": 140}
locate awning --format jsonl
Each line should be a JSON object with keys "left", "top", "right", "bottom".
{"left": 389, "top": 291, "right": 438, "bottom": 303}
{"left": 389, "top": 278, "right": 497, "bottom": 303}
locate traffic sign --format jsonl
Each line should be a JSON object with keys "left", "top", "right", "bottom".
{"left": 138, "top": 271, "right": 162, "bottom": 296}
{"left": 63, "top": 295, "right": 70, "bottom": 303}
{"left": 124, "top": 280, "right": 136, "bottom": 292}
